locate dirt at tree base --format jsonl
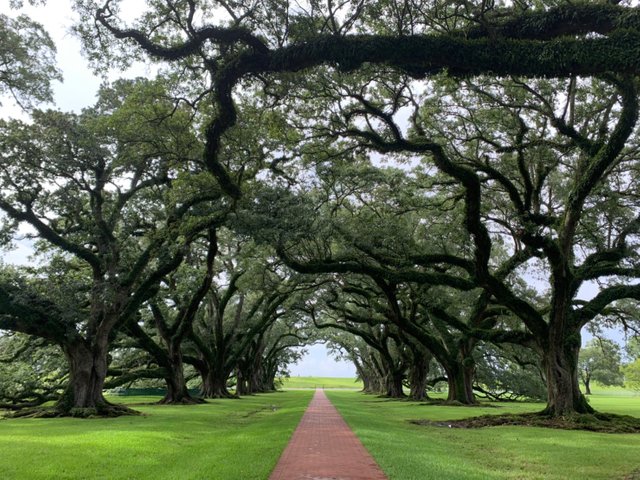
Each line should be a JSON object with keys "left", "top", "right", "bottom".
{"left": 624, "top": 467, "right": 640, "bottom": 479}
{"left": 156, "top": 396, "right": 206, "bottom": 405}
{"left": 5, "top": 403, "right": 142, "bottom": 419}
{"left": 409, "top": 412, "right": 640, "bottom": 433}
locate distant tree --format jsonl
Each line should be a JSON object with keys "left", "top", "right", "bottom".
{"left": 474, "top": 343, "right": 546, "bottom": 401}
{"left": 0, "top": 332, "right": 66, "bottom": 409}
{"left": 623, "top": 360, "right": 640, "bottom": 392}
{"left": 0, "top": 11, "right": 60, "bottom": 110}
{"left": 626, "top": 336, "right": 640, "bottom": 362}
{"left": 123, "top": 227, "right": 218, "bottom": 405}
{"left": 578, "top": 339, "right": 624, "bottom": 395}
{"left": 183, "top": 232, "right": 308, "bottom": 398}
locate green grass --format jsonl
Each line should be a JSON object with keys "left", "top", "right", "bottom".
{"left": 585, "top": 389, "right": 640, "bottom": 419}
{"left": 279, "top": 376, "right": 362, "bottom": 389}
{"left": 2, "top": 386, "right": 639, "bottom": 480}
{"left": 326, "top": 390, "right": 640, "bottom": 480}
{"left": 0, "top": 391, "right": 313, "bottom": 480}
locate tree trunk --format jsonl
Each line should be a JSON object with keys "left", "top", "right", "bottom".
{"left": 262, "top": 361, "right": 278, "bottom": 392}
{"left": 385, "top": 371, "right": 406, "bottom": 398}
{"left": 541, "top": 331, "right": 593, "bottom": 416}
{"left": 408, "top": 354, "right": 430, "bottom": 401}
{"left": 249, "top": 355, "right": 267, "bottom": 393}
{"left": 584, "top": 377, "right": 591, "bottom": 395}
{"left": 360, "top": 375, "right": 375, "bottom": 394}
{"left": 200, "top": 367, "right": 235, "bottom": 398}
{"left": 445, "top": 363, "right": 476, "bottom": 405}
{"left": 360, "top": 377, "right": 373, "bottom": 394}
{"left": 236, "top": 368, "right": 251, "bottom": 396}
{"left": 250, "top": 368, "right": 266, "bottom": 393}
{"left": 159, "top": 344, "right": 201, "bottom": 404}
{"left": 57, "top": 338, "right": 135, "bottom": 416}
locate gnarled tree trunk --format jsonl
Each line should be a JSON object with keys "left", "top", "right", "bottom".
{"left": 57, "top": 338, "right": 134, "bottom": 416}
{"left": 200, "top": 364, "right": 235, "bottom": 399}
{"left": 235, "top": 368, "right": 251, "bottom": 396}
{"left": 408, "top": 353, "right": 430, "bottom": 401}
{"left": 384, "top": 370, "right": 406, "bottom": 398}
{"left": 541, "top": 326, "right": 593, "bottom": 416}
{"left": 445, "top": 362, "right": 476, "bottom": 405}
{"left": 160, "top": 344, "right": 201, "bottom": 404}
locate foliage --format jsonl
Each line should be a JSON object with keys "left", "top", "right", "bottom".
{"left": 626, "top": 336, "right": 640, "bottom": 362}
{"left": 578, "top": 338, "right": 624, "bottom": 393}
{"left": 623, "top": 359, "right": 640, "bottom": 392}
{"left": 474, "top": 343, "right": 546, "bottom": 401}
{"left": 0, "top": 12, "right": 61, "bottom": 109}
{"left": 0, "top": 332, "right": 66, "bottom": 408}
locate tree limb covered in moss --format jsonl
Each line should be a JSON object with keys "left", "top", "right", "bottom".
{"left": 104, "top": 367, "right": 168, "bottom": 389}
{"left": 94, "top": 4, "right": 640, "bottom": 198}
{"left": 465, "top": 4, "right": 640, "bottom": 40}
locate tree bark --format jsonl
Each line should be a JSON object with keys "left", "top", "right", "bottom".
{"left": 249, "top": 354, "right": 268, "bottom": 393}
{"left": 60, "top": 340, "right": 107, "bottom": 409}
{"left": 355, "top": 364, "right": 376, "bottom": 394}
{"left": 408, "top": 353, "right": 430, "bottom": 401}
{"left": 584, "top": 376, "right": 592, "bottom": 396}
{"left": 57, "top": 338, "right": 134, "bottom": 416}
{"left": 250, "top": 369, "right": 265, "bottom": 393}
{"left": 445, "top": 362, "right": 476, "bottom": 405}
{"left": 235, "top": 368, "right": 251, "bottom": 396}
{"left": 385, "top": 370, "right": 406, "bottom": 398}
{"left": 541, "top": 328, "right": 593, "bottom": 416}
{"left": 200, "top": 366, "right": 235, "bottom": 398}
{"left": 159, "top": 344, "right": 201, "bottom": 404}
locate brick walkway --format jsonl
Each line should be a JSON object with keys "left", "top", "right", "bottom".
{"left": 269, "top": 389, "right": 387, "bottom": 480}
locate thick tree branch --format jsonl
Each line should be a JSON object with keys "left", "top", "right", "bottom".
{"left": 575, "top": 284, "right": 640, "bottom": 328}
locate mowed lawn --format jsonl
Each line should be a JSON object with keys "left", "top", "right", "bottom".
{"left": 2, "top": 386, "right": 639, "bottom": 480}
{"left": 280, "top": 376, "right": 362, "bottom": 389}
{"left": 0, "top": 391, "right": 313, "bottom": 480}
{"left": 326, "top": 389, "right": 640, "bottom": 480}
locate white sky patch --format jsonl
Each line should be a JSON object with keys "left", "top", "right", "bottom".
{"left": 1, "top": 236, "right": 36, "bottom": 266}
{"left": 1, "top": 1, "right": 154, "bottom": 117}
{"left": 1, "top": 1, "right": 99, "bottom": 116}
{"left": 288, "top": 343, "right": 356, "bottom": 378}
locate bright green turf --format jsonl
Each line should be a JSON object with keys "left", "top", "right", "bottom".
{"left": 280, "top": 376, "right": 362, "bottom": 389}
{"left": 2, "top": 386, "right": 638, "bottom": 480}
{"left": 326, "top": 390, "right": 640, "bottom": 480}
{"left": 0, "top": 391, "right": 312, "bottom": 480}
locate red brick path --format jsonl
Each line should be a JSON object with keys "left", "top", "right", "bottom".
{"left": 269, "top": 389, "right": 388, "bottom": 480}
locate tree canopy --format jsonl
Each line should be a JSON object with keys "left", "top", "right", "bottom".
{"left": 1, "top": 0, "right": 640, "bottom": 425}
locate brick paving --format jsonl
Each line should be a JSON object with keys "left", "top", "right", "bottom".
{"left": 269, "top": 388, "right": 388, "bottom": 480}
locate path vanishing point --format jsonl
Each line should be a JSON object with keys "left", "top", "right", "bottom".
{"left": 269, "top": 389, "right": 388, "bottom": 480}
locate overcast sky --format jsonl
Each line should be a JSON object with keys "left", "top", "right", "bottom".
{"left": 1, "top": 2, "right": 98, "bottom": 116}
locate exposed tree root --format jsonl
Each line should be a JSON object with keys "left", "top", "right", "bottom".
{"left": 201, "top": 392, "right": 239, "bottom": 400}
{"left": 157, "top": 396, "right": 206, "bottom": 405}
{"left": 409, "top": 411, "right": 640, "bottom": 433}
{"left": 6, "top": 402, "right": 141, "bottom": 419}
{"left": 412, "top": 398, "right": 498, "bottom": 408}
{"left": 624, "top": 467, "right": 640, "bottom": 480}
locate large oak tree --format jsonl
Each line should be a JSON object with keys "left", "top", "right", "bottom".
{"left": 0, "top": 79, "right": 226, "bottom": 415}
{"left": 79, "top": 0, "right": 640, "bottom": 417}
